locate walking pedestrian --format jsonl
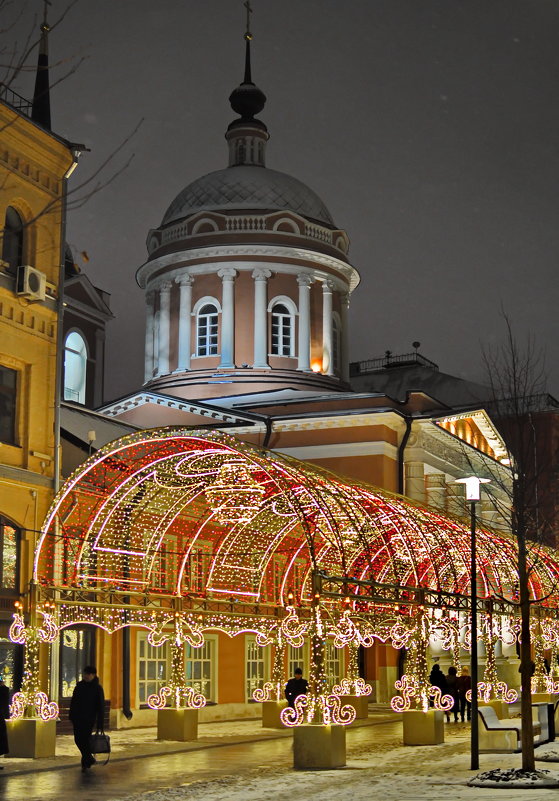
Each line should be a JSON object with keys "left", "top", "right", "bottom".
{"left": 456, "top": 666, "right": 472, "bottom": 722}
{"left": 284, "top": 667, "right": 308, "bottom": 708}
{"left": 445, "top": 665, "right": 459, "bottom": 722}
{"left": 69, "top": 665, "right": 105, "bottom": 771}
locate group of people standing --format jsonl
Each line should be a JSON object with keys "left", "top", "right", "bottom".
{"left": 429, "top": 663, "right": 471, "bottom": 723}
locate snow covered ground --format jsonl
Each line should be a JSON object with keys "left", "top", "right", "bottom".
{"left": 109, "top": 721, "right": 559, "bottom": 801}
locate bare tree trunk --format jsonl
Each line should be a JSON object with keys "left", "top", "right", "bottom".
{"left": 517, "top": 520, "right": 535, "bottom": 770}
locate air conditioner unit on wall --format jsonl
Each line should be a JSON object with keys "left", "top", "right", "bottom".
{"left": 16, "top": 265, "right": 47, "bottom": 302}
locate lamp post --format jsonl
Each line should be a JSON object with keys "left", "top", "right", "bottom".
{"left": 456, "top": 476, "right": 490, "bottom": 771}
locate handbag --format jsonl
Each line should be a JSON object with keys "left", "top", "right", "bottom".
{"left": 89, "top": 731, "right": 111, "bottom": 764}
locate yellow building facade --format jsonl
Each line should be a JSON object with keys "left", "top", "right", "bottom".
{"left": 0, "top": 92, "right": 74, "bottom": 686}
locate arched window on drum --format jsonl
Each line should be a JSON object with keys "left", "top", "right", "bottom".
{"left": 63, "top": 331, "right": 88, "bottom": 404}
{"left": 270, "top": 298, "right": 297, "bottom": 357}
{"left": 195, "top": 302, "right": 219, "bottom": 357}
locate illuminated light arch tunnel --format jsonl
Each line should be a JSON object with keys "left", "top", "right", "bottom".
{"left": 14, "top": 427, "right": 559, "bottom": 726}
{"left": 34, "top": 427, "right": 559, "bottom": 610}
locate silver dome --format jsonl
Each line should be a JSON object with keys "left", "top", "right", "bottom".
{"left": 162, "top": 165, "right": 334, "bottom": 227}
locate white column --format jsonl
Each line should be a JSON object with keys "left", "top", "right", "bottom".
{"left": 322, "top": 280, "right": 334, "bottom": 375}
{"left": 218, "top": 268, "right": 237, "bottom": 368}
{"left": 144, "top": 290, "right": 155, "bottom": 383}
{"left": 252, "top": 268, "right": 271, "bottom": 369}
{"left": 297, "top": 273, "right": 313, "bottom": 372}
{"left": 340, "top": 291, "right": 350, "bottom": 382}
{"left": 157, "top": 280, "right": 172, "bottom": 376}
{"left": 175, "top": 274, "right": 193, "bottom": 372}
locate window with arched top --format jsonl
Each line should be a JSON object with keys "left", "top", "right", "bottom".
{"left": 332, "top": 313, "right": 341, "bottom": 374}
{"left": 64, "top": 331, "right": 88, "bottom": 404}
{"left": 271, "top": 302, "right": 295, "bottom": 357}
{"left": 196, "top": 303, "right": 219, "bottom": 357}
{"left": 2, "top": 207, "right": 24, "bottom": 271}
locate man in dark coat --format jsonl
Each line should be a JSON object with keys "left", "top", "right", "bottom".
{"left": 69, "top": 665, "right": 104, "bottom": 771}
{"left": 284, "top": 667, "right": 308, "bottom": 708}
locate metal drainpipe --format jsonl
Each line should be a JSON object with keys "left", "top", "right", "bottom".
{"left": 397, "top": 418, "right": 412, "bottom": 495}
{"left": 262, "top": 416, "right": 273, "bottom": 449}
{"left": 122, "top": 627, "right": 132, "bottom": 720}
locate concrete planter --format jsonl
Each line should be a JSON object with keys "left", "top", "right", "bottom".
{"left": 293, "top": 724, "right": 346, "bottom": 769}
{"left": 157, "top": 708, "right": 198, "bottom": 741}
{"left": 261, "top": 699, "right": 288, "bottom": 728}
{"left": 7, "top": 718, "right": 56, "bottom": 757}
{"left": 402, "top": 709, "right": 444, "bottom": 745}
{"left": 340, "top": 694, "right": 369, "bottom": 720}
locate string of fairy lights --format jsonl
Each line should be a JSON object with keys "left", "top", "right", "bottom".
{"left": 9, "top": 427, "right": 559, "bottom": 724}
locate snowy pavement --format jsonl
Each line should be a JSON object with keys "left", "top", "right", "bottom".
{"left": 110, "top": 719, "right": 559, "bottom": 801}
{"left": 4, "top": 713, "right": 559, "bottom": 800}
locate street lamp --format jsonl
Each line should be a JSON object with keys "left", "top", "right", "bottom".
{"left": 456, "top": 476, "right": 490, "bottom": 771}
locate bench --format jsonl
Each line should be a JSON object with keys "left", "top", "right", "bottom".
{"left": 478, "top": 705, "right": 541, "bottom": 753}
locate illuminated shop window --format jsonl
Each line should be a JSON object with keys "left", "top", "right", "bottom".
{"left": 195, "top": 302, "right": 219, "bottom": 357}
{"left": 270, "top": 302, "right": 294, "bottom": 356}
{"left": 245, "top": 635, "right": 268, "bottom": 702}
{"left": 63, "top": 331, "right": 88, "bottom": 404}
{"left": 0, "top": 516, "right": 19, "bottom": 592}
{"left": 138, "top": 631, "right": 169, "bottom": 705}
{"left": 59, "top": 627, "right": 95, "bottom": 697}
{"left": 0, "top": 366, "right": 17, "bottom": 445}
{"left": 185, "top": 636, "right": 216, "bottom": 702}
{"left": 1, "top": 206, "right": 23, "bottom": 271}
{"left": 0, "top": 635, "right": 19, "bottom": 690}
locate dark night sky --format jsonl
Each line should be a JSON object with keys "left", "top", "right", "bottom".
{"left": 10, "top": 0, "right": 559, "bottom": 401}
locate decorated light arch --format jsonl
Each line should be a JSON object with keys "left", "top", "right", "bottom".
{"left": 13, "top": 428, "right": 559, "bottom": 725}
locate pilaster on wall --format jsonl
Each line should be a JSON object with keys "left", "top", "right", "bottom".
{"left": 425, "top": 473, "right": 446, "bottom": 512}
{"left": 404, "top": 461, "right": 425, "bottom": 504}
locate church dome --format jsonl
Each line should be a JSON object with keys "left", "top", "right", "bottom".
{"left": 161, "top": 165, "right": 335, "bottom": 228}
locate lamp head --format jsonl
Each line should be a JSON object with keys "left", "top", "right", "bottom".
{"left": 455, "top": 476, "right": 490, "bottom": 502}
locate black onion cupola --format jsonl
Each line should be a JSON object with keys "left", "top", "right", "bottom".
{"left": 226, "top": 28, "right": 269, "bottom": 167}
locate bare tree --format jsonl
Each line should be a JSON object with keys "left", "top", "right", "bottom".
{"left": 473, "top": 315, "right": 558, "bottom": 772}
{"left": 0, "top": 0, "right": 142, "bottom": 258}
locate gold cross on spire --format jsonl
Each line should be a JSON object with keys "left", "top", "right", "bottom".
{"left": 244, "top": 0, "right": 253, "bottom": 41}
{"left": 42, "top": 0, "right": 52, "bottom": 31}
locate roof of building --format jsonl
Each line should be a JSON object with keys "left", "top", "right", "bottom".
{"left": 161, "top": 165, "right": 334, "bottom": 228}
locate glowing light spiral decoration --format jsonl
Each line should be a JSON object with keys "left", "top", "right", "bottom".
{"left": 280, "top": 692, "right": 356, "bottom": 727}
{"left": 280, "top": 606, "right": 307, "bottom": 647}
{"left": 205, "top": 461, "right": 265, "bottom": 524}
{"left": 390, "top": 674, "right": 454, "bottom": 713}
{"left": 8, "top": 607, "right": 60, "bottom": 720}
{"left": 147, "top": 685, "right": 206, "bottom": 710}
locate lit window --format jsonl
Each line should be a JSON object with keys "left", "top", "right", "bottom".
{"left": 64, "top": 331, "right": 88, "bottom": 404}
{"left": 271, "top": 303, "right": 294, "bottom": 356}
{"left": 288, "top": 643, "right": 308, "bottom": 680}
{"left": 185, "top": 636, "right": 216, "bottom": 702}
{"left": 0, "top": 516, "right": 19, "bottom": 592}
{"left": 0, "top": 365, "right": 17, "bottom": 445}
{"left": 137, "top": 631, "right": 169, "bottom": 706}
{"left": 245, "top": 635, "right": 268, "bottom": 701}
{"left": 196, "top": 304, "right": 219, "bottom": 357}
{"left": 324, "top": 640, "right": 342, "bottom": 689}
{"left": 2, "top": 207, "right": 23, "bottom": 271}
